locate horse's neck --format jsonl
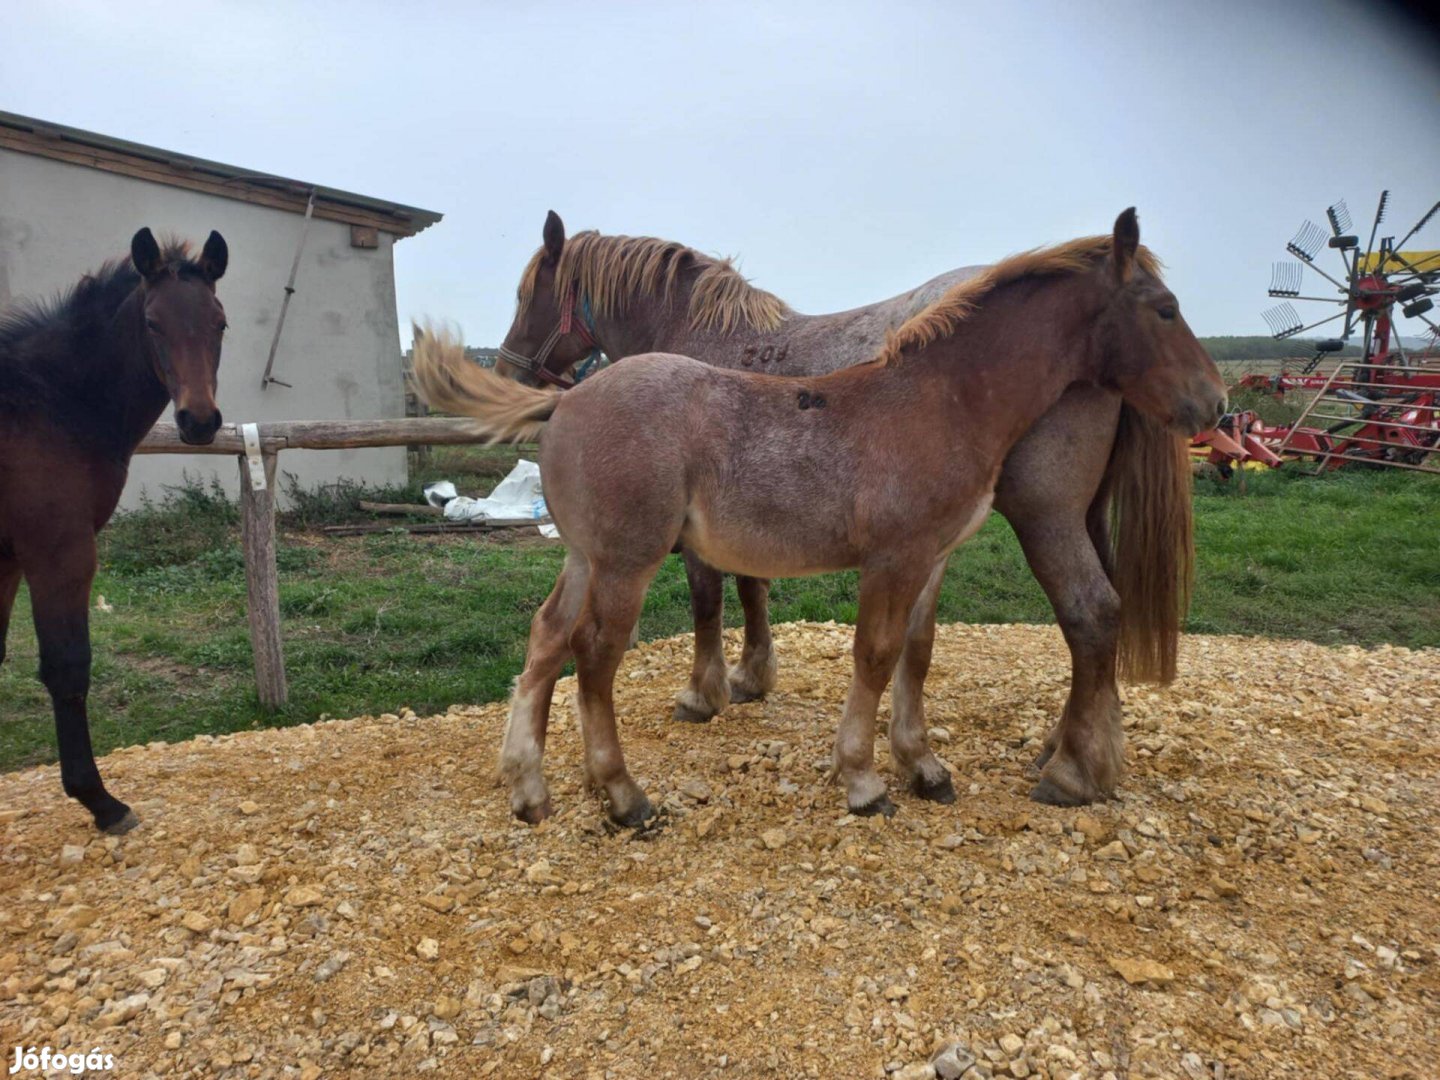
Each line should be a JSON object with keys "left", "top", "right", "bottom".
{"left": 899, "top": 276, "right": 1105, "bottom": 458}
{"left": 106, "top": 291, "right": 171, "bottom": 457}
{"left": 590, "top": 297, "right": 675, "bottom": 361}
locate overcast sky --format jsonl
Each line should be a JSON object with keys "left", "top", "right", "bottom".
{"left": 4, "top": 0, "right": 1439, "bottom": 346}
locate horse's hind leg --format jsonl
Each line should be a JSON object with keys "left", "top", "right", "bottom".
{"left": 572, "top": 560, "right": 662, "bottom": 826}
{"left": 502, "top": 554, "right": 590, "bottom": 822}
{"left": 729, "top": 575, "right": 777, "bottom": 703}
{"left": 888, "top": 558, "right": 955, "bottom": 803}
{"left": 26, "top": 535, "right": 135, "bottom": 833}
{"left": 832, "top": 563, "right": 931, "bottom": 816}
{"left": 673, "top": 551, "right": 731, "bottom": 723}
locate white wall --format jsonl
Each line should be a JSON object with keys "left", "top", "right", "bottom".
{"left": 0, "top": 147, "right": 410, "bottom": 508}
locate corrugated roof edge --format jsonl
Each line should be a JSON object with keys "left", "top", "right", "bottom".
{"left": 0, "top": 110, "right": 443, "bottom": 239}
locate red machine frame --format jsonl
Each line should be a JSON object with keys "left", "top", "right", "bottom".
{"left": 1193, "top": 194, "right": 1440, "bottom": 475}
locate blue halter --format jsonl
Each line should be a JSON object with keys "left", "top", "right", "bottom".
{"left": 573, "top": 294, "right": 603, "bottom": 382}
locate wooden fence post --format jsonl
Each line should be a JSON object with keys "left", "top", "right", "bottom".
{"left": 238, "top": 449, "right": 288, "bottom": 708}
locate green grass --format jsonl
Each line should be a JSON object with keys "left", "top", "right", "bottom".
{"left": 2, "top": 455, "right": 1437, "bottom": 772}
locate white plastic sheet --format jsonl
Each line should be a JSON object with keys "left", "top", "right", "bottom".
{"left": 422, "top": 460, "right": 558, "bottom": 538}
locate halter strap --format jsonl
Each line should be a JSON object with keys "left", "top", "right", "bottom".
{"left": 497, "top": 284, "right": 601, "bottom": 389}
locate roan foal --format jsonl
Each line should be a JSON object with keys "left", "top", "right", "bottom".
{"left": 414, "top": 210, "right": 1225, "bottom": 826}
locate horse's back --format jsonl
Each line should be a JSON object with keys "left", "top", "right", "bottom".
{"left": 727, "top": 264, "right": 992, "bottom": 377}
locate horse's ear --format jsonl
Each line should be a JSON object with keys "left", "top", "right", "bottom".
{"left": 1113, "top": 207, "right": 1140, "bottom": 284}
{"left": 199, "top": 230, "right": 228, "bottom": 282}
{"left": 131, "top": 227, "right": 164, "bottom": 282}
{"left": 542, "top": 210, "right": 565, "bottom": 264}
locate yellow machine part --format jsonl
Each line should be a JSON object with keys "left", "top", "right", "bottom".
{"left": 1355, "top": 249, "right": 1440, "bottom": 274}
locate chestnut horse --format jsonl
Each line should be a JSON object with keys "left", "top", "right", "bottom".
{"left": 0, "top": 228, "right": 228, "bottom": 833}
{"left": 486, "top": 209, "right": 1195, "bottom": 809}
{"left": 414, "top": 210, "right": 1226, "bottom": 824}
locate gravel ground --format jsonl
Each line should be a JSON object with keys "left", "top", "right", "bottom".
{"left": 1, "top": 621, "right": 1437, "bottom": 1079}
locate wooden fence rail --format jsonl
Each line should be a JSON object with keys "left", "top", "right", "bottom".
{"left": 135, "top": 416, "right": 482, "bottom": 456}
{"left": 134, "top": 417, "right": 498, "bottom": 708}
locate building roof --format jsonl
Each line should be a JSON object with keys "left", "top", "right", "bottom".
{"left": 0, "top": 110, "right": 442, "bottom": 238}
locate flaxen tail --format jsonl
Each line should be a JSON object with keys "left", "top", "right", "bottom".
{"left": 408, "top": 322, "right": 558, "bottom": 443}
{"left": 1105, "top": 405, "right": 1195, "bottom": 684}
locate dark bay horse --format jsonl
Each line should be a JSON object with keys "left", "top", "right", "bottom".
{"left": 415, "top": 210, "right": 1227, "bottom": 824}
{"left": 486, "top": 209, "right": 1196, "bottom": 809}
{"left": 0, "top": 228, "right": 228, "bottom": 833}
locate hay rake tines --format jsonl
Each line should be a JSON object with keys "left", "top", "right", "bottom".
{"left": 1327, "top": 200, "right": 1352, "bottom": 237}
{"left": 1287, "top": 220, "right": 1329, "bottom": 263}
{"left": 1387, "top": 200, "right": 1440, "bottom": 270}
{"left": 1262, "top": 302, "right": 1304, "bottom": 339}
{"left": 1363, "top": 190, "right": 1391, "bottom": 263}
{"left": 1269, "top": 261, "right": 1303, "bottom": 298}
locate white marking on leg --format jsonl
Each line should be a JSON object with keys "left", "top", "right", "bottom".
{"left": 500, "top": 682, "right": 548, "bottom": 811}
{"left": 833, "top": 678, "right": 888, "bottom": 809}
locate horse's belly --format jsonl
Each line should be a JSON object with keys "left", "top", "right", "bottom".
{"left": 680, "top": 508, "right": 854, "bottom": 579}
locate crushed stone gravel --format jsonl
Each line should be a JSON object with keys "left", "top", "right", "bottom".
{"left": 2, "top": 621, "right": 1437, "bottom": 1079}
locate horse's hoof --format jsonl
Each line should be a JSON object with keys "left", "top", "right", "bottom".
{"left": 608, "top": 796, "right": 656, "bottom": 829}
{"left": 1029, "top": 777, "right": 1090, "bottom": 807}
{"left": 672, "top": 701, "right": 715, "bottom": 724}
{"left": 513, "top": 798, "right": 554, "bottom": 825}
{"left": 912, "top": 773, "right": 957, "bottom": 804}
{"left": 728, "top": 683, "right": 766, "bottom": 705}
{"left": 99, "top": 808, "right": 140, "bottom": 835}
{"left": 851, "top": 793, "right": 897, "bottom": 818}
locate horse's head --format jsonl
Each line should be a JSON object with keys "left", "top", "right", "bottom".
{"left": 496, "top": 211, "right": 600, "bottom": 388}
{"left": 131, "top": 227, "right": 228, "bottom": 445}
{"left": 1093, "top": 209, "right": 1226, "bottom": 436}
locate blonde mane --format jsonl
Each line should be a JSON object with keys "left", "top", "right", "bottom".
{"left": 878, "top": 236, "right": 1164, "bottom": 366}
{"left": 517, "top": 231, "right": 790, "bottom": 334}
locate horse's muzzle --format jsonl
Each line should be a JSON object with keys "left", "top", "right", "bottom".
{"left": 1170, "top": 392, "right": 1228, "bottom": 437}
{"left": 176, "top": 407, "right": 222, "bottom": 445}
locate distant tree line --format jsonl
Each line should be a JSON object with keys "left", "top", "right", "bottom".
{"left": 1198, "top": 336, "right": 1363, "bottom": 362}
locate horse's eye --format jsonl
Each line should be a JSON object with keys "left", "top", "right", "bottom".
{"left": 1157, "top": 305, "right": 1177, "bottom": 321}
{"left": 145, "top": 318, "right": 161, "bottom": 332}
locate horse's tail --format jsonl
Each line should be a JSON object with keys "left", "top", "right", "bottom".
{"left": 409, "top": 322, "right": 558, "bottom": 443}
{"left": 1104, "top": 404, "right": 1195, "bottom": 684}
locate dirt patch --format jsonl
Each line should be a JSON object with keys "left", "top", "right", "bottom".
{"left": 125, "top": 655, "right": 211, "bottom": 683}
{"left": 1, "top": 622, "right": 1436, "bottom": 1078}
{"left": 307, "top": 530, "right": 559, "bottom": 577}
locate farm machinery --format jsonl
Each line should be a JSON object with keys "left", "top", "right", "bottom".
{"left": 1194, "top": 191, "right": 1440, "bottom": 475}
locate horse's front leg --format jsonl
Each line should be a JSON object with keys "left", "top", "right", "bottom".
{"left": 0, "top": 558, "right": 20, "bottom": 668}
{"left": 831, "top": 562, "right": 931, "bottom": 816}
{"left": 728, "top": 575, "right": 777, "bottom": 703}
{"left": 673, "top": 550, "right": 731, "bottom": 722}
{"left": 1008, "top": 509, "right": 1123, "bottom": 806}
{"left": 27, "top": 534, "right": 135, "bottom": 834}
{"left": 995, "top": 385, "right": 1125, "bottom": 805}
{"left": 888, "top": 557, "right": 956, "bottom": 803}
